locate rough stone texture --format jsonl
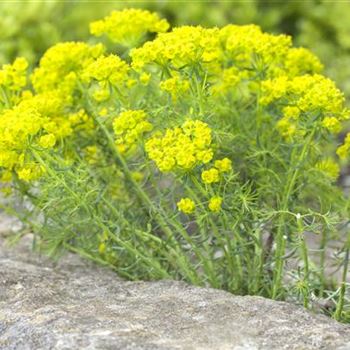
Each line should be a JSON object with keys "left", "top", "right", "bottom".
{"left": 2, "top": 226, "right": 350, "bottom": 349}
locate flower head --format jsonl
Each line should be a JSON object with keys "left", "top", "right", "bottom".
{"left": 38, "top": 134, "right": 56, "bottom": 149}
{"left": 113, "top": 110, "right": 152, "bottom": 154}
{"left": 201, "top": 168, "right": 220, "bottom": 184}
{"left": 0, "top": 57, "right": 28, "bottom": 93}
{"left": 177, "top": 197, "right": 195, "bottom": 214}
{"left": 315, "top": 159, "right": 340, "bottom": 180}
{"left": 90, "top": 9, "right": 169, "bottom": 47}
{"left": 214, "top": 158, "right": 232, "bottom": 173}
{"left": 337, "top": 133, "right": 350, "bottom": 159}
{"left": 146, "top": 120, "right": 213, "bottom": 172}
{"left": 208, "top": 196, "right": 223, "bottom": 212}
{"left": 31, "top": 42, "right": 104, "bottom": 94}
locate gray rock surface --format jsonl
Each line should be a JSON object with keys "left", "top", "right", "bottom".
{"left": 1, "top": 229, "right": 350, "bottom": 349}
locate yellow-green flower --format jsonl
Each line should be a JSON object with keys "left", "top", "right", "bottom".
{"left": 208, "top": 196, "right": 223, "bottom": 212}
{"left": 322, "top": 116, "right": 341, "bottom": 133}
{"left": 201, "top": 168, "right": 220, "bottom": 184}
{"left": 38, "top": 133, "right": 56, "bottom": 149}
{"left": 177, "top": 198, "right": 195, "bottom": 214}
{"left": 282, "top": 106, "right": 300, "bottom": 120}
{"left": 284, "top": 47, "right": 323, "bottom": 76}
{"left": 315, "top": 159, "right": 340, "bottom": 180}
{"left": 214, "top": 158, "right": 232, "bottom": 173}
{"left": 31, "top": 42, "right": 104, "bottom": 94}
{"left": 146, "top": 120, "right": 213, "bottom": 172}
{"left": 113, "top": 110, "right": 152, "bottom": 154}
{"left": 98, "top": 242, "right": 106, "bottom": 255}
{"left": 90, "top": 8, "right": 169, "bottom": 47}
{"left": 140, "top": 72, "right": 151, "bottom": 85}
{"left": 131, "top": 26, "right": 220, "bottom": 70}
{"left": 159, "top": 75, "right": 190, "bottom": 101}
{"left": 337, "top": 133, "right": 350, "bottom": 159}
{"left": 84, "top": 54, "right": 129, "bottom": 87}
{"left": 16, "top": 164, "right": 44, "bottom": 182}
{"left": 131, "top": 171, "right": 144, "bottom": 182}
{"left": 0, "top": 57, "right": 28, "bottom": 94}
{"left": 276, "top": 117, "right": 297, "bottom": 139}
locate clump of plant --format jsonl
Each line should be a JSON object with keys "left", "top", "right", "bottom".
{"left": 1, "top": 8, "right": 350, "bottom": 321}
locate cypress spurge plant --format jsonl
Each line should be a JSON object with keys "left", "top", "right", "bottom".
{"left": 1, "top": 8, "right": 350, "bottom": 321}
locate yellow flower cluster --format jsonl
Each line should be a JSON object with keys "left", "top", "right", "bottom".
{"left": 0, "top": 41, "right": 130, "bottom": 184}
{"left": 90, "top": 9, "right": 169, "bottom": 47}
{"left": 113, "top": 110, "right": 153, "bottom": 154}
{"left": 16, "top": 164, "right": 45, "bottom": 182}
{"left": 0, "top": 85, "right": 94, "bottom": 183}
{"left": 84, "top": 54, "right": 130, "bottom": 86}
{"left": 0, "top": 170, "right": 12, "bottom": 195}
{"left": 220, "top": 27, "right": 322, "bottom": 81}
{"left": 210, "top": 67, "right": 241, "bottom": 96}
{"left": 262, "top": 75, "right": 346, "bottom": 115}
{"left": 129, "top": 21, "right": 328, "bottom": 109}
{"left": 84, "top": 54, "right": 130, "bottom": 101}
{"left": 284, "top": 48, "right": 323, "bottom": 77}
{"left": 21, "top": 89, "right": 69, "bottom": 114}
{"left": 275, "top": 106, "right": 301, "bottom": 139}
{"left": 177, "top": 197, "right": 195, "bottom": 214}
{"left": 337, "top": 133, "right": 350, "bottom": 159}
{"left": 130, "top": 23, "right": 304, "bottom": 76}
{"left": 31, "top": 42, "right": 105, "bottom": 94}
{"left": 131, "top": 26, "right": 220, "bottom": 70}
{"left": 214, "top": 158, "right": 232, "bottom": 172}
{"left": 321, "top": 117, "right": 342, "bottom": 133}
{"left": 83, "top": 145, "right": 99, "bottom": 165}
{"left": 22, "top": 91, "right": 76, "bottom": 138}
{"left": 177, "top": 195, "right": 223, "bottom": 214}
{"left": 39, "top": 134, "right": 56, "bottom": 149}
{"left": 292, "top": 75, "right": 346, "bottom": 117}
{"left": 139, "top": 72, "right": 151, "bottom": 85}
{"left": 259, "top": 76, "right": 289, "bottom": 105}
{"left": 201, "top": 158, "right": 232, "bottom": 184}
{"left": 220, "top": 24, "right": 291, "bottom": 69}
{"left": 159, "top": 75, "right": 190, "bottom": 101}
{"left": 0, "top": 57, "right": 28, "bottom": 94}
{"left": 315, "top": 159, "right": 340, "bottom": 180}
{"left": 283, "top": 106, "right": 301, "bottom": 119}
{"left": 208, "top": 196, "right": 223, "bottom": 212}
{"left": 276, "top": 118, "right": 298, "bottom": 140}
{"left": 146, "top": 120, "right": 213, "bottom": 172}
{"left": 261, "top": 74, "right": 348, "bottom": 138}
{"left": 201, "top": 168, "right": 220, "bottom": 184}
{"left": 67, "top": 109, "right": 94, "bottom": 133}
{"left": 0, "top": 103, "right": 45, "bottom": 181}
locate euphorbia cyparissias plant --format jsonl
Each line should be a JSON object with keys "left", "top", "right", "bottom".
{"left": 1, "top": 8, "right": 350, "bottom": 321}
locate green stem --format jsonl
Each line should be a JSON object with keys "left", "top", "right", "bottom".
{"left": 272, "top": 129, "right": 316, "bottom": 299}
{"left": 251, "top": 224, "right": 264, "bottom": 295}
{"left": 334, "top": 245, "right": 350, "bottom": 321}
{"left": 0, "top": 86, "right": 11, "bottom": 109}
{"left": 222, "top": 214, "right": 243, "bottom": 292}
{"left": 188, "top": 175, "right": 243, "bottom": 291}
{"left": 297, "top": 215, "right": 310, "bottom": 308}
{"left": 319, "top": 226, "right": 327, "bottom": 297}
{"left": 180, "top": 181, "right": 222, "bottom": 288}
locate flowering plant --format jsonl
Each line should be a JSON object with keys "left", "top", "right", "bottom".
{"left": 1, "top": 9, "right": 350, "bottom": 321}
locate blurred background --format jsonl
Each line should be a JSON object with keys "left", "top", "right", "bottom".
{"left": 1, "top": 0, "right": 350, "bottom": 98}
